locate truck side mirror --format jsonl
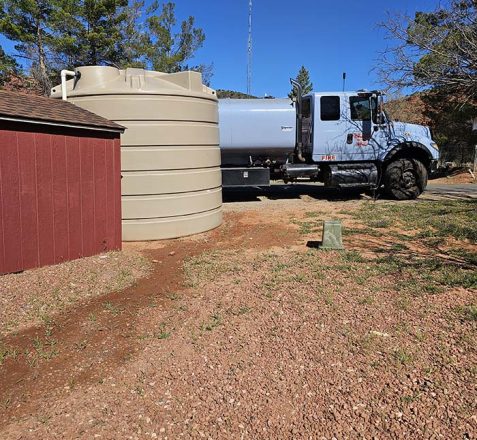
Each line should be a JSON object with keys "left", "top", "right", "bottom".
{"left": 375, "top": 107, "right": 384, "bottom": 125}
{"left": 377, "top": 96, "right": 386, "bottom": 125}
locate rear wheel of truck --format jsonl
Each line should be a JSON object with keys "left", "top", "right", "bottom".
{"left": 383, "top": 158, "right": 428, "bottom": 200}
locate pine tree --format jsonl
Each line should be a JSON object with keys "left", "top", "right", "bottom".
{"left": 289, "top": 65, "right": 313, "bottom": 99}
{"left": 0, "top": 0, "right": 57, "bottom": 94}
{"left": 0, "top": 0, "right": 211, "bottom": 94}
{"left": 50, "top": 0, "right": 211, "bottom": 81}
{"left": 76, "top": 0, "right": 130, "bottom": 66}
{"left": 136, "top": 1, "right": 207, "bottom": 74}
{"left": 0, "top": 45, "right": 19, "bottom": 86}
{"left": 47, "top": 0, "right": 134, "bottom": 69}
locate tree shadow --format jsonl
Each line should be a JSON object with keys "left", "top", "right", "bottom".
{"left": 423, "top": 185, "right": 477, "bottom": 201}
{"left": 350, "top": 233, "right": 476, "bottom": 272}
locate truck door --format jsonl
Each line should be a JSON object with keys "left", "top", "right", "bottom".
{"left": 346, "top": 95, "right": 385, "bottom": 161}
{"left": 312, "top": 95, "right": 350, "bottom": 162}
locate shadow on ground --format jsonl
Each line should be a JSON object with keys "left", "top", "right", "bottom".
{"left": 424, "top": 184, "right": 477, "bottom": 201}
{"left": 223, "top": 183, "right": 477, "bottom": 203}
{"left": 223, "top": 184, "right": 366, "bottom": 203}
{"left": 306, "top": 240, "right": 323, "bottom": 249}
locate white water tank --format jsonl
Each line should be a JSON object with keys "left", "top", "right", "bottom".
{"left": 52, "top": 66, "right": 222, "bottom": 241}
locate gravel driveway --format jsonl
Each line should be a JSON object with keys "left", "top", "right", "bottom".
{"left": 1, "top": 193, "right": 475, "bottom": 439}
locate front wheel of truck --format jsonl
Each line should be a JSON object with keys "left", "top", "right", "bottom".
{"left": 383, "top": 158, "right": 428, "bottom": 200}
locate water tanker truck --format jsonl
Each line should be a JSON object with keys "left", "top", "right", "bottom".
{"left": 219, "top": 80, "right": 439, "bottom": 199}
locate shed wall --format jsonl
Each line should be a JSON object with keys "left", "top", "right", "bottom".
{"left": 0, "top": 122, "right": 122, "bottom": 275}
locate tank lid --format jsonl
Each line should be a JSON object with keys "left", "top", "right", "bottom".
{"left": 51, "top": 66, "right": 217, "bottom": 100}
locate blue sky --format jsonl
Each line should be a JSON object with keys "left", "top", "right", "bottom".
{"left": 0, "top": 0, "right": 440, "bottom": 97}
{"left": 174, "top": 0, "right": 439, "bottom": 96}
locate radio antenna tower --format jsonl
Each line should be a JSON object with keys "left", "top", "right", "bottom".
{"left": 247, "top": 0, "right": 252, "bottom": 95}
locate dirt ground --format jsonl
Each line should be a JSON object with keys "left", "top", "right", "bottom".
{"left": 431, "top": 169, "right": 476, "bottom": 185}
{"left": 0, "top": 186, "right": 476, "bottom": 439}
{"left": 0, "top": 251, "right": 150, "bottom": 337}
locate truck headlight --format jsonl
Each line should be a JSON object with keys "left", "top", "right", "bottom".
{"left": 430, "top": 142, "right": 439, "bottom": 150}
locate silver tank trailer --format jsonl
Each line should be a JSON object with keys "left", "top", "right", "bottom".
{"left": 219, "top": 98, "right": 296, "bottom": 166}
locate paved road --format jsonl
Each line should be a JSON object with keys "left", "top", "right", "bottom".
{"left": 425, "top": 183, "right": 476, "bottom": 199}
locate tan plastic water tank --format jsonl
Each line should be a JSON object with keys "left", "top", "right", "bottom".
{"left": 51, "top": 66, "right": 222, "bottom": 241}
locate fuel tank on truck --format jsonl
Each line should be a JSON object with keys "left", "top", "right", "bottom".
{"left": 219, "top": 98, "right": 296, "bottom": 166}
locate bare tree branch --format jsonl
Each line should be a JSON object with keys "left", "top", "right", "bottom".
{"left": 376, "top": 1, "right": 477, "bottom": 101}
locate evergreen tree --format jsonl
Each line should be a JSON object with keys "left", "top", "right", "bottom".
{"left": 47, "top": 0, "right": 135, "bottom": 69}
{"left": 76, "top": 0, "right": 130, "bottom": 66}
{"left": 0, "top": 0, "right": 211, "bottom": 94}
{"left": 137, "top": 1, "right": 207, "bottom": 74}
{"left": 289, "top": 65, "right": 313, "bottom": 99}
{"left": 0, "top": 45, "right": 19, "bottom": 86}
{"left": 0, "top": 0, "right": 57, "bottom": 94}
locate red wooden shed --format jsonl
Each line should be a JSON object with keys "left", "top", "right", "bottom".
{"left": 0, "top": 90, "right": 125, "bottom": 275}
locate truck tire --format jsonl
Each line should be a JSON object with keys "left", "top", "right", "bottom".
{"left": 383, "top": 158, "right": 428, "bottom": 200}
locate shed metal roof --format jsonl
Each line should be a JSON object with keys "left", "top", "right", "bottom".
{"left": 0, "top": 90, "right": 124, "bottom": 132}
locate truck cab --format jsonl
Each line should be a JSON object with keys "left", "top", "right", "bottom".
{"left": 219, "top": 85, "right": 439, "bottom": 200}
{"left": 302, "top": 91, "right": 438, "bottom": 164}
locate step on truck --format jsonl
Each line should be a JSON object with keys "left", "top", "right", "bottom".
{"left": 219, "top": 80, "right": 439, "bottom": 200}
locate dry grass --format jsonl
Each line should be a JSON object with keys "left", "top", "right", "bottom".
{"left": 173, "top": 198, "right": 477, "bottom": 437}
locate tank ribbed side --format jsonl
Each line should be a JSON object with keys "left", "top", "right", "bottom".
{"left": 54, "top": 67, "right": 222, "bottom": 241}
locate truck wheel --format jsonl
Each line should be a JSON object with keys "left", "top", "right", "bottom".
{"left": 383, "top": 158, "right": 428, "bottom": 200}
